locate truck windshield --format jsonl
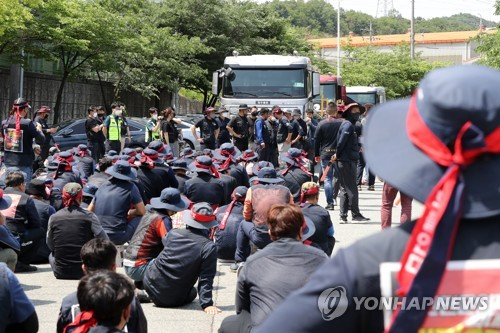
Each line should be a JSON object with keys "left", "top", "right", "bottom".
{"left": 223, "top": 69, "right": 306, "bottom": 98}
{"left": 347, "top": 92, "right": 377, "bottom": 105}
{"left": 313, "top": 83, "right": 337, "bottom": 104}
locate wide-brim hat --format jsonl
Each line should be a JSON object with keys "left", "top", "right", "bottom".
{"left": 105, "top": 160, "right": 137, "bottom": 181}
{"left": 250, "top": 167, "right": 284, "bottom": 184}
{"left": 241, "top": 149, "right": 259, "bottom": 162}
{"left": 189, "top": 156, "right": 215, "bottom": 174}
{"left": 150, "top": 188, "right": 190, "bottom": 212}
{"left": 252, "top": 161, "right": 274, "bottom": 175}
{"left": 182, "top": 202, "right": 218, "bottom": 229}
{"left": 213, "top": 145, "right": 242, "bottom": 162}
{"left": 364, "top": 65, "right": 500, "bottom": 219}
{"left": 147, "top": 140, "right": 167, "bottom": 156}
{"left": 280, "top": 148, "right": 306, "bottom": 167}
{"left": 172, "top": 159, "right": 189, "bottom": 171}
{"left": 302, "top": 216, "right": 316, "bottom": 241}
{"left": 142, "top": 148, "right": 163, "bottom": 164}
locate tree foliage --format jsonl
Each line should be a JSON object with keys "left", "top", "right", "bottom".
{"left": 475, "top": 1, "right": 500, "bottom": 69}
{"left": 340, "top": 44, "right": 447, "bottom": 99}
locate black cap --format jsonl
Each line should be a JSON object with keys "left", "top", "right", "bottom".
{"left": 239, "top": 104, "right": 249, "bottom": 110}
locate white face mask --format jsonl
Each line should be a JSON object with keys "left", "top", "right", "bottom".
{"left": 222, "top": 112, "right": 229, "bottom": 117}
{"left": 115, "top": 109, "right": 123, "bottom": 116}
{"left": 93, "top": 112, "right": 98, "bottom": 118}
{"left": 153, "top": 114, "right": 158, "bottom": 120}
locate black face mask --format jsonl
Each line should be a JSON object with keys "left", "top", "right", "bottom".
{"left": 350, "top": 113, "right": 360, "bottom": 122}
{"left": 98, "top": 114, "right": 105, "bottom": 119}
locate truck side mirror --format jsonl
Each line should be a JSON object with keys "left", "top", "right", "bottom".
{"left": 212, "top": 71, "right": 219, "bottom": 95}
{"left": 312, "top": 72, "right": 320, "bottom": 97}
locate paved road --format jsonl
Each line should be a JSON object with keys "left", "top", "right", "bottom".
{"left": 16, "top": 181, "right": 423, "bottom": 333}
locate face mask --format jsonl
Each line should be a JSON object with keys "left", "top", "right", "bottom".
{"left": 222, "top": 112, "right": 229, "bottom": 117}
{"left": 115, "top": 109, "right": 122, "bottom": 116}
{"left": 98, "top": 113, "right": 104, "bottom": 118}
{"left": 93, "top": 112, "right": 98, "bottom": 118}
{"left": 350, "top": 113, "right": 360, "bottom": 122}
{"left": 153, "top": 114, "right": 158, "bottom": 120}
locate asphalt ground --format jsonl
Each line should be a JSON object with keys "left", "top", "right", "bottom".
{"left": 16, "top": 181, "right": 424, "bottom": 333}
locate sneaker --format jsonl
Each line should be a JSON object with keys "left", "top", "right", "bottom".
{"left": 325, "top": 203, "right": 335, "bottom": 210}
{"left": 230, "top": 262, "right": 243, "bottom": 273}
{"left": 367, "top": 185, "right": 375, "bottom": 191}
{"left": 352, "top": 214, "right": 370, "bottom": 222}
{"left": 15, "top": 262, "right": 37, "bottom": 273}
{"left": 339, "top": 215, "right": 348, "bottom": 223}
{"left": 136, "top": 289, "right": 151, "bottom": 303}
{"left": 358, "top": 186, "right": 362, "bottom": 191}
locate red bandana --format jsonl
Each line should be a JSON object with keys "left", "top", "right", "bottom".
{"left": 386, "top": 94, "right": 500, "bottom": 332}
{"left": 281, "top": 153, "right": 312, "bottom": 176}
{"left": 63, "top": 310, "right": 96, "bottom": 333}
{"left": 62, "top": 188, "right": 83, "bottom": 207}
{"left": 194, "top": 161, "right": 220, "bottom": 178}
{"left": 299, "top": 186, "right": 319, "bottom": 204}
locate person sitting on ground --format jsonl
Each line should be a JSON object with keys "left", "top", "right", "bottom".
{"left": 231, "top": 167, "right": 292, "bottom": 272}
{"left": 51, "top": 151, "right": 83, "bottom": 192}
{"left": 143, "top": 203, "right": 222, "bottom": 314}
{"left": 89, "top": 161, "right": 146, "bottom": 245}
{"left": 0, "top": 262, "right": 39, "bottom": 333}
{"left": 87, "top": 157, "right": 112, "bottom": 188}
{"left": 215, "top": 162, "right": 238, "bottom": 206}
{"left": 124, "top": 188, "right": 189, "bottom": 284}
{"left": 299, "top": 182, "right": 335, "bottom": 256}
{"left": 280, "top": 148, "right": 313, "bottom": 203}
{"left": 47, "top": 183, "right": 108, "bottom": 280}
{"left": 179, "top": 147, "right": 195, "bottom": 165}
{"left": 1, "top": 171, "right": 44, "bottom": 273}
{"left": 0, "top": 196, "right": 20, "bottom": 271}
{"left": 219, "top": 204, "right": 327, "bottom": 332}
{"left": 26, "top": 178, "right": 56, "bottom": 263}
{"left": 145, "top": 141, "right": 178, "bottom": 189}
{"left": 76, "top": 144, "right": 95, "bottom": 180}
{"left": 215, "top": 186, "right": 248, "bottom": 261}
{"left": 213, "top": 143, "right": 250, "bottom": 188}
{"left": 184, "top": 156, "right": 225, "bottom": 209}
{"left": 135, "top": 149, "right": 164, "bottom": 203}
{"left": 171, "top": 159, "right": 190, "bottom": 193}
{"left": 239, "top": 150, "right": 259, "bottom": 177}
{"left": 70, "top": 271, "right": 135, "bottom": 333}
{"left": 57, "top": 239, "right": 147, "bottom": 333}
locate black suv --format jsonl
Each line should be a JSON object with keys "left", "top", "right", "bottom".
{"left": 52, "top": 117, "right": 148, "bottom": 151}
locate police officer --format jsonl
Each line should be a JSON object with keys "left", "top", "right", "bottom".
{"left": 227, "top": 104, "right": 250, "bottom": 152}
{"left": 192, "top": 107, "right": 219, "bottom": 150}
{"left": 2, "top": 98, "right": 45, "bottom": 185}
{"left": 103, "top": 102, "right": 127, "bottom": 154}
{"left": 145, "top": 107, "right": 161, "bottom": 143}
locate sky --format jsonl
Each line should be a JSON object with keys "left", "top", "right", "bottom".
{"left": 253, "top": 0, "right": 499, "bottom": 24}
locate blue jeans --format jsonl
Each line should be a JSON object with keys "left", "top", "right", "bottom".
{"left": 234, "top": 220, "right": 272, "bottom": 262}
{"left": 124, "top": 259, "right": 155, "bottom": 282}
{"left": 321, "top": 159, "right": 339, "bottom": 205}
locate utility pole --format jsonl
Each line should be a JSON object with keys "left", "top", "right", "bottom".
{"left": 369, "top": 20, "right": 373, "bottom": 46}
{"left": 410, "top": 0, "right": 415, "bottom": 60}
{"left": 337, "top": 0, "right": 341, "bottom": 77}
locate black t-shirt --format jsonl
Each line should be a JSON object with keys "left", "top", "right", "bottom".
{"left": 228, "top": 115, "right": 249, "bottom": 142}
{"left": 195, "top": 117, "right": 218, "bottom": 145}
{"left": 85, "top": 117, "right": 99, "bottom": 141}
{"left": 161, "top": 120, "right": 178, "bottom": 143}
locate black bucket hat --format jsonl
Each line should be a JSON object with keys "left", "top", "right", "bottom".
{"left": 250, "top": 167, "right": 284, "bottom": 184}
{"left": 150, "top": 188, "right": 190, "bottom": 212}
{"left": 105, "top": 160, "right": 137, "bottom": 181}
{"left": 182, "top": 202, "right": 218, "bottom": 229}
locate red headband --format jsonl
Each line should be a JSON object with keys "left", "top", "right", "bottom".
{"left": 300, "top": 186, "right": 319, "bottom": 203}
{"left": 282, "top": 152, "right": 312, "bottom": 176}
{"left": 62, "top": 188, "right": 83, "bottom": 207}
{"left": 194, "top": 161, "right": 220, "bottom": 178}
{"left": 190, "top": 210, "right": 216, "bottom": 222}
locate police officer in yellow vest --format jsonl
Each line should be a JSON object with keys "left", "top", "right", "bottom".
{"left": 145, "top": 107, "right": 161, "bottom": 143}
{"left": 103, "top": 102, "right": 130, "bottom": 154}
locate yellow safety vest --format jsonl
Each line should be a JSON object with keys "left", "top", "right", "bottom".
{"left": 108, "top": 116, "right": 122, "bottom": 141}
{"left": 145, "top": 119, "right": 160, "bottom": 142}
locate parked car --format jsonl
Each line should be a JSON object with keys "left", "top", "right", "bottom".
{"left": 178, "top": 121, "right": 201, "bottom": 151}
{"left": 52, "top": 117, "right": 148, "bottom": 152}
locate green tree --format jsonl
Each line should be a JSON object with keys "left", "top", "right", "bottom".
{"left": 340, "top": 44, "right": 446, "bottom": 99}
{"left": 476, "top": 1, "right": 500, "bottom": 69}
{"left": 25, "top": 0, "right": 131, "bottom": 122}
